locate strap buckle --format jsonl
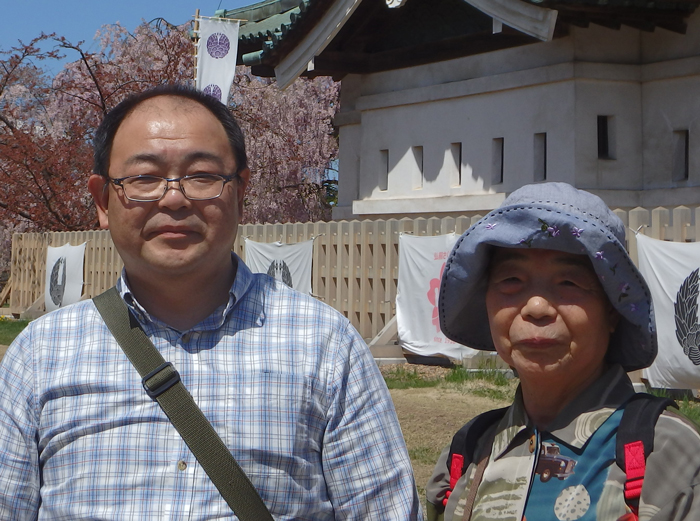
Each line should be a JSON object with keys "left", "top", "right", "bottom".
{"left": 142, "top": 362, "right": 181, "bottom": 399}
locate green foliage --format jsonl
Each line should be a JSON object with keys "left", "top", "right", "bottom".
{"left": 383, "top": 366, "right": 442, "bottom": 390}
{"left": 0, "top": 318, "right": 29, "bottom": 345}
{"left": 649, "top": 388, "right": 700, "bottom": 429}
{"left": 444, "top": 367, "right": 510, "bottom": 387}
{"left": 382, "top": 364, "right": 517, "bottom": 404}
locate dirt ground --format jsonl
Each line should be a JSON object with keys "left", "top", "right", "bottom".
{"left": 380, "top": 364, "right": 516, "bottom": 506}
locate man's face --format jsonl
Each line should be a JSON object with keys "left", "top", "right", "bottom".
{"left": 88, "top": 96, "right": 249, "bottom": 283}
{"left": 485, "top": 248, "right": 618, "bottom": 395}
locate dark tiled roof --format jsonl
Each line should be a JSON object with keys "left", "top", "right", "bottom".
{"left": 221, "top": 0, "right": 699, "bottom": 77}
{"left": 217, "top": 0, "right": 319, "bottom": 65}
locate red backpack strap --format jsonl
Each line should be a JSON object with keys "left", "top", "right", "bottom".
{"left": 616, "top": 394, "right": 677, "bottom": 517}
{"left": 622, "top": 440, "right": 646, "bottom": 515}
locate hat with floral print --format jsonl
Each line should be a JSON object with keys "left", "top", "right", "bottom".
{"left": 439, "top": 182, "right": 656, "bottom": 372}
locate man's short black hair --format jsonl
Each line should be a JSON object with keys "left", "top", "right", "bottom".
{"left": 93, "top": 84, "right": 247, "bottom": 178}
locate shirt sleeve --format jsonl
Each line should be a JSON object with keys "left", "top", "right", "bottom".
{"left": 425, "top": 446, "right": 450, "bottom": 521}
{"left": 321, "top": 322, "right": 423, "bottom": 520}
{"left": 642, "top": 410, "right": 700, "bottom": 521}
{"left": 0, "top": 330, "right": 41, "bottom": 520}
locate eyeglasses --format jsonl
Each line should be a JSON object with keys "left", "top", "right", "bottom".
{"left": 108, "top": 173, "right": 239, "bottom": 202}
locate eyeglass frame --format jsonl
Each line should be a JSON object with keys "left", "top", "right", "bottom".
{"left": 106, "top": 172, "right": 240, "bottom": 202}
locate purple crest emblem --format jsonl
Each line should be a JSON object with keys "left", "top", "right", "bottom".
{"left": 203, "top": 84, "right": 222, "bottom": 101}
{"left": 207, "top": 33, "right": 230, "bottom": 59}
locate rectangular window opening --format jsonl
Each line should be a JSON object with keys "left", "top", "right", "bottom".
{"left": 597, "top": 115, "right": 616, "bottom": 160}
{"left": 492, "top": 138, "right": 504, "bottom": 185}
{"left": 672, "top": 130, "right": 689, "bottom": 182}
{"left": 412, "top": 146, "right": 424, "bottom": 189}
{"left": 450, "top": 142, "right": 462, "bottom": 187}
{"left": 379, "top": 149, "right": 389, "bottom": 191}
{"left": 534, "top": 133, "right": 547, "bottom": 182}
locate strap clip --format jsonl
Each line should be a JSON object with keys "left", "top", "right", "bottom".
{"left": 142, "top": 362, "right": 181, "bottom": 399}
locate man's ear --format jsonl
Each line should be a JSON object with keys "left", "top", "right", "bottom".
{"left": 88, "top": 174, "right": 110, "bottom": 229}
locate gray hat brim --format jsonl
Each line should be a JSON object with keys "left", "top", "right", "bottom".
{"left": 438, "top": 183, "right": 657, "bottom": 372}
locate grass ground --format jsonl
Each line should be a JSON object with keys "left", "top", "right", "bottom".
{"left": 0, "top": 317, "right": 28, "bottom": 346}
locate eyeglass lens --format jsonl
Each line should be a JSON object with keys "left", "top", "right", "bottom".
{"left": 123, "top": 175, "right": 224, "bottom": 201}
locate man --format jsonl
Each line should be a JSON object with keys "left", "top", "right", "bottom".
{"left": 0, "top": 85, "right": 422, "bottom": 520}
{"left": 426, "top": 182, "right": 700, "bottom": 521}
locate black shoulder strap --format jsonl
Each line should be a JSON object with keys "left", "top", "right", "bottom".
{"left": 93, "top": 287, "right": 274, "bottom": 521}
{"left": 616, "top": 392, "right": 677, "bottom": 470}
{"left": 448, "top": 406, "right": 509, "bottom": 479}
{"left": 616, "top": 392, "right": 677, "bottom": 516}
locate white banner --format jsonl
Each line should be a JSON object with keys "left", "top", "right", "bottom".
{"left": 396, "top": 233, "right": 478, "bottom": 360}
{"left": 244, "top": 239, "right": 314, "bottom": 295}
{"left": 637, "top": 233, "right": 700, "bottom": 389}
{"left": 196, "top": 18, "right": 240, "bottom": 103}
{"left": 45, "top": 243, "right": 86, "bottom": 312}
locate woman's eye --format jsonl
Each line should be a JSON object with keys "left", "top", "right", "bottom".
{"left": 492, "top": 276, "right": 523, "bottom": 292}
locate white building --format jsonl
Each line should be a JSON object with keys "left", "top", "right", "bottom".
{"left": 227, "top": 0, "right": 700, "bottom": 219}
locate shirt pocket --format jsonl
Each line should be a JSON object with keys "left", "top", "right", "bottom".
{"left": 217, "top": 372, "right": 323, "bottom": 482}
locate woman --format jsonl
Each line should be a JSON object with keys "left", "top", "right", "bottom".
{"left": 426, "top": 182, "right": 700, "bottom": 521}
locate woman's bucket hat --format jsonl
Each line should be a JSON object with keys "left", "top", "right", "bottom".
{"left": 438, "top": 182, "right": 656, "bottom": 372}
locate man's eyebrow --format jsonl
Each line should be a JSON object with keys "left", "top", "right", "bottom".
{"left": 123, "top": 151, "right": 227, "bottom": 168}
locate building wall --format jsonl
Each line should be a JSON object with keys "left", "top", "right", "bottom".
{"left": 332, "top": 11, "right": 700, "bottom": 220}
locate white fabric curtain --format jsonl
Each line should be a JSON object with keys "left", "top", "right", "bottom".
{"left": 637, "top": 233, "right": 700, "bottom": 389}
{"left": 45, "top": 243, "right": 86, "bottom": 312}
{"left": 396, "top": 233, "right": 478, "bottom": 360}
{"left": 244, "top": 239, "right": 314, "bottom": 295}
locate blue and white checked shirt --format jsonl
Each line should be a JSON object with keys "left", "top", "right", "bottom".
{"left": 0, "top": 257, "right": 422, "bottom": 520}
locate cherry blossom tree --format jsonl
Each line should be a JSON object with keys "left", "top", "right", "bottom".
{"left": 232, "top": 69, "right": 339, "bottom": 224}
{"left": 0, "top": 20, "right": 339, "bottom": 248}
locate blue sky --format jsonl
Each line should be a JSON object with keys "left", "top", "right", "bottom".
{"left": 2, "top": 0, "right": 252, "bottom": 65}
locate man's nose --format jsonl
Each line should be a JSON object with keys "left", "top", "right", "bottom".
{"left": 159, "top": 180, "right": 190, "bottom": 209}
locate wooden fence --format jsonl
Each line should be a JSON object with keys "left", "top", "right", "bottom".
{"left": 9, "top": 206, "right": 700, "bottom": 339}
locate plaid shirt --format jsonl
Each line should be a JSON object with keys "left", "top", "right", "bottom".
{"left": 0, "top": 258, "right": 422, "bottom": 520}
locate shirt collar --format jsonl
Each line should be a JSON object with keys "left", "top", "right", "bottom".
{"left": 116, "top": 253, "right": 258, "bottom": 332}
{"left": 492, "top": 364, "right": 635, "bottom": 458}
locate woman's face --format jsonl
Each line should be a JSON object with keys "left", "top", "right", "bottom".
{"left": 486, "top": 248, "right": 619, "bottom": 396}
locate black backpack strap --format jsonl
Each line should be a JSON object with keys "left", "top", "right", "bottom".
{"left": 444, "top": 407, "right": 509, "bottom": 507}
{"left": 616, "top": 393, "right": 677, "bottom": 516}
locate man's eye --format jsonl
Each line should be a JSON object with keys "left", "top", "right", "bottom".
{"left": 188, "top": 174, "right": 218, "bottom": 185}
{"left": 130, "top": 177, "right": 162, "bottom": 188}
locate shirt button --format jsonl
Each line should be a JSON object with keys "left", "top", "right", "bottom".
{"left": 178, "top": 460, "right": 187, "bottom": 471}
{"left": 529, "top": 435, "right": 536, "bottom": 453}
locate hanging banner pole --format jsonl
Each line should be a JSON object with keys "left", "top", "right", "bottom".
{"left": 193, "top": 9, "right": 200, "bottom": 84}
